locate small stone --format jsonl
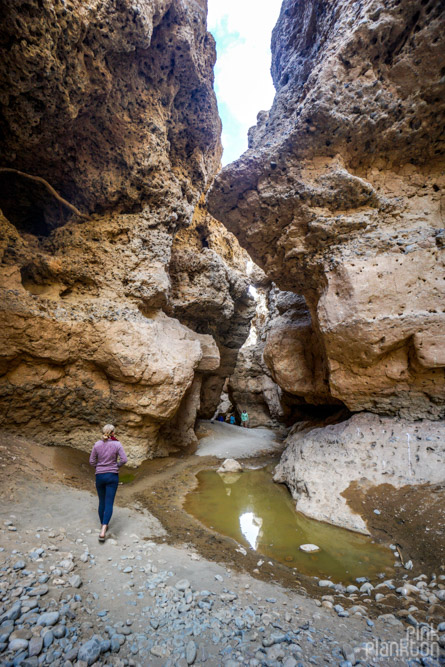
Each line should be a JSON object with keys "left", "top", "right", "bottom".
{"left": 77, "top": 638, "right": 101, "bottom": 665}
{"left": 217, "top": 458, "right": 243, "bottom": 473}
{"left": 100, "top": 639, "right": 111, "bottom": 653}
{"left": 175, "top": 579, "right": 191, "bottom": 591}
{"left": 43, "top": 631, "right": 54, "bottom": 648}
{"left": 373, "top": 509, "right": 381, "bottom": 515}
{"left": 346, "top": 585, "right": 358, "bottom": 593}
{"left": 13, "top": 560, "right": 26, "bottom": 570}
{"left": 65, "top": 647, "right": 79, "bottom": 662}
{"left": 299, "top": 544, "right": 320, "bottom": 552}
{"left": 186, "top": 640, "right": 197, "bottom": 664}
{"left": 53, "top": 626, "right": 66, "bottom": 639}
{"left": 0, "top": 601, "right": 21, "bottom": 622}
{"left": 123, "top": 566, "right": 133, "bottom": 573}
{"left": 8, "top": 637, "right": 29, "bottom": 652}
{"left": 68, "top": 575, "right": 82, "bottom": 588}
{"left": 28, "top": 636, "right": 43, "bottom": 657}
{"left": 111, "top": 637, "right": 121, "bottom": 653}
{"left": 318, "top": 580, "right": 335, "bottom": 588}
{"left": 37, "top": 611, "right": 60, "bottom": 626}
{"left": 29, "top": 585, "right": 49, "bottom": 597}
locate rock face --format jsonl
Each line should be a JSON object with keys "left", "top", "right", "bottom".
{"left": 0, "top": 0, "right": 253, "bottom": 463}
{"left": 229, "top": 287, "right": 343, "bottom": 428}
{"left": 167, "top": 197, "right": 256, "bottom": 418}
{"left": 0, "top": 0, "right": 221, "bottom": 223}
{"left": 273, "top": 412, "right": 445, "bottom": 533}
{"left": 208, "top": 0, "right": 445, "bottom": 420}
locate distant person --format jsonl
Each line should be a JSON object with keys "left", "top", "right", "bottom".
{"left": 217, "top": 415, "right": 225, "bottom": 422}
{"left": 240, "top": 410, "right": 249, "bottom": 428}
{"left": 89, "top": 424, "right": 128, "bottom": 542}
{"left": 229, "top": 415, "right": 236, "bottom": 425}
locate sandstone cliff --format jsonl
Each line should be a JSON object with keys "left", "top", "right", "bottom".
{"left": 0, "top": 0, "right": 253, "bottom": 463}
{"left": 208, "top": 0, "right": 445, "bottom": 420}
{"left": 207, "top": 0, "right": 445, "bottom": 530}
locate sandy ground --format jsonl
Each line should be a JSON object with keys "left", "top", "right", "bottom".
{"left": 195, "top": 422, "right": 284, "bottom": 459}
{"left": 0, "top": 430, "right": 443, "bottom": 666}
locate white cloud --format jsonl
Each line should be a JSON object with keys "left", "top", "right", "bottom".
{"left": 207, "top": 0, "right": 282, "bottom": 164}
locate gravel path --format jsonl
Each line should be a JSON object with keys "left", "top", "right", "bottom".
{"left": 1, "top": 478, "right": 442, "bottom": 667}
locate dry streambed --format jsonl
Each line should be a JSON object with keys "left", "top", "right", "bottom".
{"left": 0, "top": 431, "right": 443, "bottom": 666}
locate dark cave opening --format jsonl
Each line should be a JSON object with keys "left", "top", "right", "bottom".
{"left": 0, "top": 171, "right": 67, "bottom": 237}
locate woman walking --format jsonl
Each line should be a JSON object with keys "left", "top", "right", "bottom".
{"left": 89, "top": 424, "right": 128, "bottom": 542}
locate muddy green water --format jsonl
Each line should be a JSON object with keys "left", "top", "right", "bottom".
{"left": 184, "top": 467, "right": 394, "bottom": 584}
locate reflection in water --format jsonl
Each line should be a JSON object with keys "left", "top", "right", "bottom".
{"left": 239, "top": 512, "right": 262, "bottom": 550}
{"left": 184, "top": 466, "right": 394, "bottom": 583}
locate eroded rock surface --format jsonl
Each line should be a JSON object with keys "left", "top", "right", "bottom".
{"left": 208, "top": 0, "right": 445, "bottom": 419}
{"left": 168, "top": 197, "right": 256, "bottom": 418}
{"left": 273, "top": 412, "right": 445, "bottom": 533}
{"left": 0, "top": 0, "right": 253, "bottom": 463}
{"left": 229, "top": 287, "right": 342, "bottom": 428}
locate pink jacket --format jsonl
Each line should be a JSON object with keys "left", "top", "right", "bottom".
{"left": 89, "top": 439, "right": 128, "bottom": 474}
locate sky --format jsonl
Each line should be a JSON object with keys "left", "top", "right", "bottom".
{"left": 207, "top": 0, "right": 283, "bottom": 166}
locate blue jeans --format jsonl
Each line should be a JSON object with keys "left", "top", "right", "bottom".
{"left": 95, "top": 473, "right": 119, "bottom": 525}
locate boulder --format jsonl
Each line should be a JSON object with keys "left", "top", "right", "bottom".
{"left": 217, "top": 459, "right": 243, "bottom": 474}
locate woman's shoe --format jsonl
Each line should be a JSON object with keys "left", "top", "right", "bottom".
{"left": 98, "top": 534, "right": 106, "bottom": 542}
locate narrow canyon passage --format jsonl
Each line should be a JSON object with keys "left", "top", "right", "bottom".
{"left": 0, "top": 0, "right": 444, "bottom": 665}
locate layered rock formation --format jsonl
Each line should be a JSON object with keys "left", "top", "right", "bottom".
{"left": 208, "top": 0, "right": 445, "bottom": 529}
{"left": 208, "top": 0, "right": 445, "bottom": 420}
{"left": 0, "top": 0, "right": 253, "bottom": 463}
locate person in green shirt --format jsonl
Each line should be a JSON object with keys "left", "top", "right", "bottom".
{"left": 240, "top": 410, "right": 249, "bottom": 428}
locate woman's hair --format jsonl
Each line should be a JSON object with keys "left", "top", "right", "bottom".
{"left": 102, "top": 424, "right": 115, "bottom": 441}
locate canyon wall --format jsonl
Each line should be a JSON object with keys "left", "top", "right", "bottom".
{"left": 208, "top": 0, "right": 445, "bottom": 527}
{"left": 0, "top": 0, "right": 253, "bottom": 464}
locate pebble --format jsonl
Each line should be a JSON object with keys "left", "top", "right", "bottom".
{"left": 346, "top": 585, "right": 358, "bottom": 593}
{"left": 68, "top": 574, "right": 82, "bottom": 588}
{"left": 37, "top": 611, "right": 60, "bottom": 626}
{"left": 186, "top": 639, "right": 197, "bottom": 664}
{"left": 28, "top": 636, "right": 43, "bottom": 656}
{"left": 299, "top": 544, "right": 320, "bottom": 552}
{"left": 13, "top": 560, "right": 26, "bottom": 570}
{"left": 43, "top": 630, "right": 54, "bottom": 648}
{"left": 8, "top": 637, "right": 29, "bottom": 652}
{"left": 77, "top": 638, "right": 101, "bottom": 665}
